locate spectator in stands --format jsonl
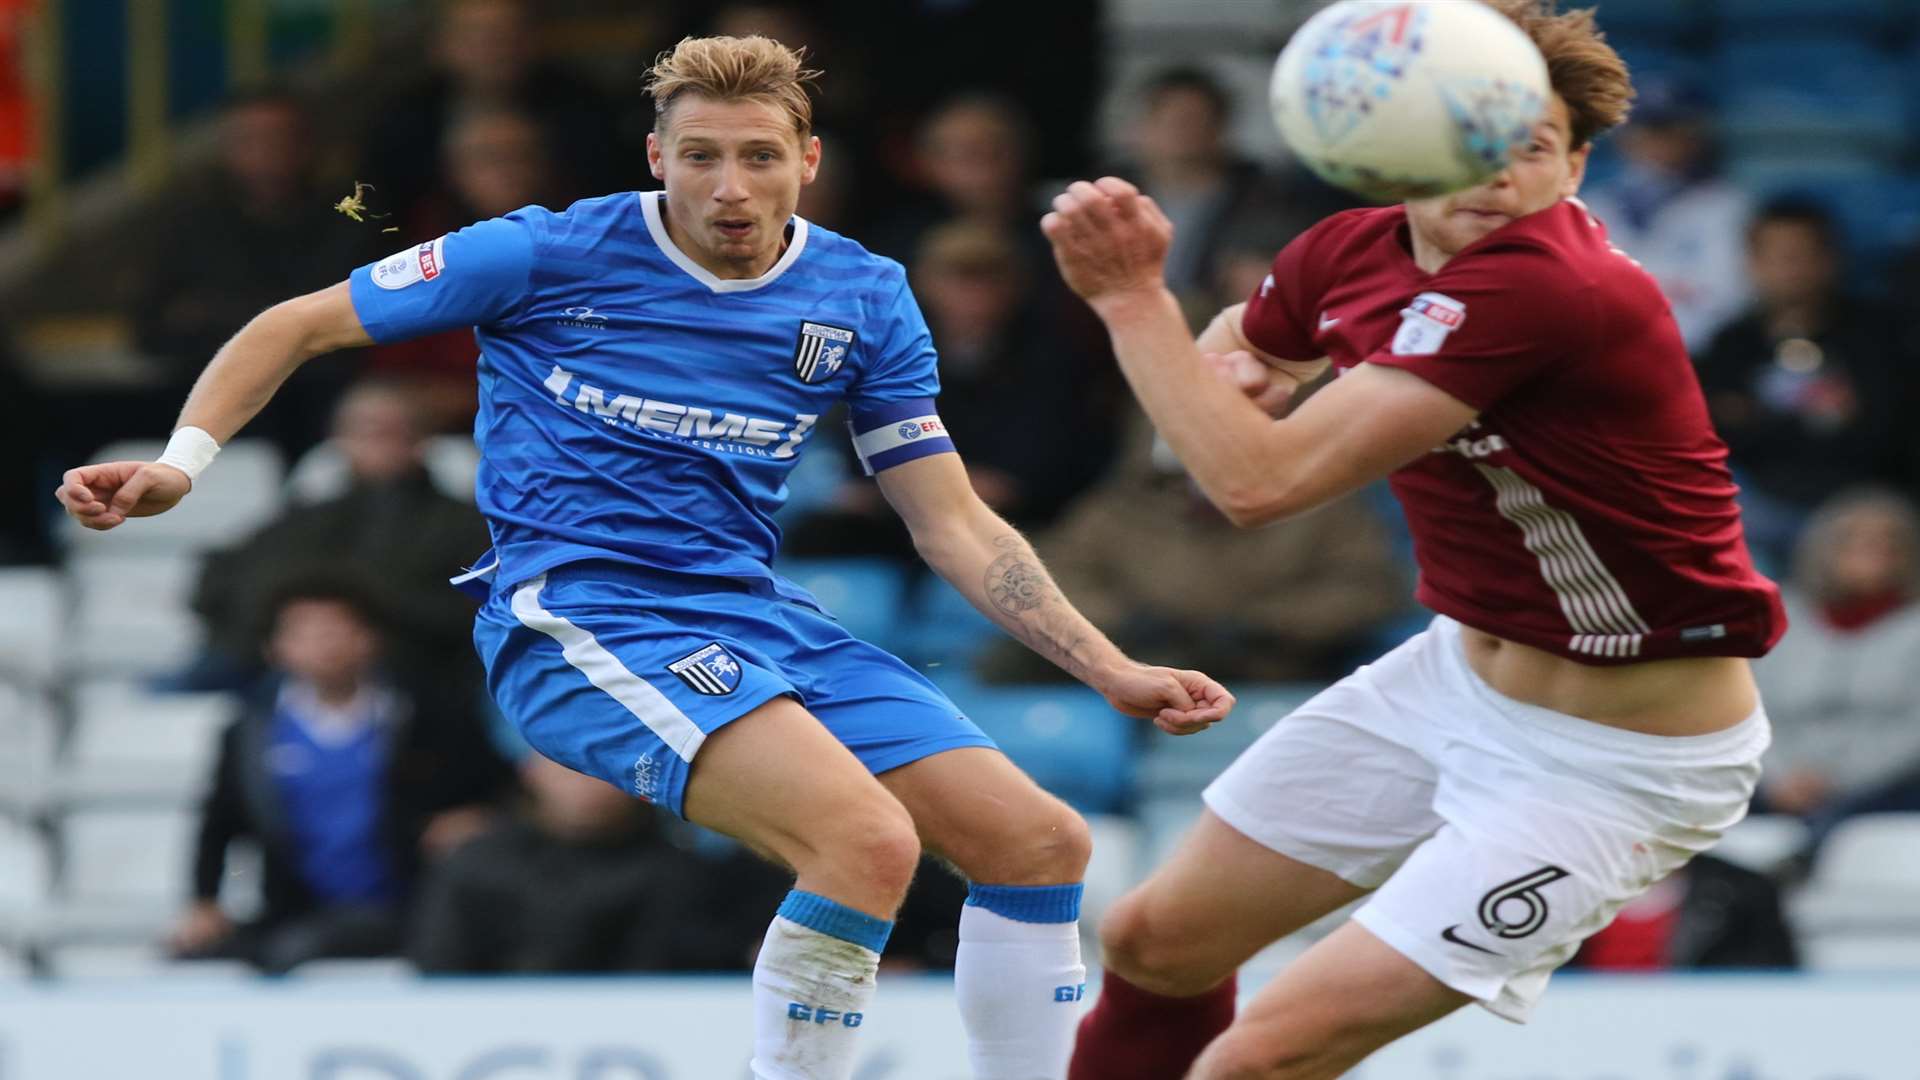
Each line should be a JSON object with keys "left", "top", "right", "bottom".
{"left": 410, "top": 750, "right": 965, "bottom": 973}
{"left": 409, "top": 752, "right": 780, "bottom": 972}
{"left": 980, "top": 401, "right": 1408, "bottom": 684}
{"left": 1695, "top": 199, "right": 1919, "bottom": 570}
{"left": 1580, "top": 74, "right": 1751, "bottom": 352}
{"left": 178, "top": 380, "right": 491, "bottom": 691}
{"left": 131, "top": 87, "right": 373, "bottom": 461}
{"left": 1753, "top": 489, "right": 1920, "bottom": 845}
{"left": 1570, "top": 854, "right": 1798, "bottom": 971}
{"left": 1117, "top": 67, "right": 1349, "bottom": 309}
{"left": 780, "top": 223, "right": 1119, "bottom": 558}
{"left": 169, "top": 573, "right": 515, "bottom": 973}
{"left": 866, "top": 94, "right": 1044, "bottom": 267}
{"left": 360, "top": 0, "right": 630, "bottom": 221}
{"left": 368, "top": 105, "right": 563, "bottom": 432}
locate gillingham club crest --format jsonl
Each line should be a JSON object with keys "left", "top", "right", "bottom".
{"left": 668, "top": 643, "right": 743, "bottom": 696}
{"left": 794, "top": 321, "right": 855, "bottom": 384}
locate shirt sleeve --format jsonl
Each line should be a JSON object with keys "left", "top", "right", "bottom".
{"left": 347, "top": 212, "right": 539, "bottom": 344}
{"left": 1364, "top": 243, "right": 1592, "bottom": 411}
{"left": 1240, "top": 216, "right": 1340, "bottom": 360}
{"left": 842, "top": 271, "right": 956, "bottom": 474}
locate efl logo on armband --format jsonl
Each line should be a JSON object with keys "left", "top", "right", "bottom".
{"left": 1391, "top": 291, "right": 1466, "bottom": 355}
{"left": 371, "top": 236, "right": 447, "bottom": 291}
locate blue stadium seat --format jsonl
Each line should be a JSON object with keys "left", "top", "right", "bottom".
{"left": 952, "top": 685, "right": 1137, "bottom": 814}
{"left": 894, "top": 573, "right": 1001, "bottom": 668}
{"left": 1712, "top": 0, "right": 1902, "bottom": 36}
{"left": 1135, "top": 684, "right": 1318, "bottom": 798}
{"left": 1713, "top": 38, "right": 1909, "bottom": 158}
{"left": 1605, "top": 39, "right": 1709, "bottom": 90}
{"left": 776, "top": 557, "right": 908, "bottom": 646}
{"left": 1592, "top": 0, "right": 1708, "bottom": 40}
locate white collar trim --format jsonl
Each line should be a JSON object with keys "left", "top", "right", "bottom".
{"left": 639, "top": 191, "right": 809, "bottom": 294}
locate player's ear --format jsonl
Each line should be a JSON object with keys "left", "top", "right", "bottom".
{"left": 646, "top": 131, "right": 667, "bottom": 182}
{"left": 800, "top": 134, "right": 821, "bottom": 185}
{"left": 1562, "top": 143, "right": 1591, "bottom": 198}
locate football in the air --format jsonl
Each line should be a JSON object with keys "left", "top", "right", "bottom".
{"left": 1270, "top": 0, "right": 1551, "bottom": 202}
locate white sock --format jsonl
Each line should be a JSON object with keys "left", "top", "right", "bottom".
{"left": 751, "top": 892, "right": 891, "bottom": 1080}
{"left": 954, "top": 884, "right": 1087, "bottom": 1080}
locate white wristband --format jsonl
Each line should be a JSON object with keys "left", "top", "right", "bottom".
{"left": 155, "top": 426, "right": 221, "bottom": 483}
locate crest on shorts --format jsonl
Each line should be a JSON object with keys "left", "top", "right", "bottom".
{"left": 794, "top": 321, "right": 855, "bottom": 384}
{"left": 668, "top": 642, "right": 742, "bottom": 696}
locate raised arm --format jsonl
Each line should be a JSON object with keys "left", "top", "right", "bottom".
{"left": 875, "top": 452, "right": 1233, "bottom": 735}
{"left": 1042, "top": 178, "right": 1475, "bottom": 528}
{"left": 55, "top": 281, "right": 372, "bottom": 530}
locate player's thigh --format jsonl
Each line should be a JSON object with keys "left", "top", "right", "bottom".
{"left": 682, "top": 693, "right": 917, "bottom": 880}
{"left": 1190, "top": 921, "right": 1469, "bottom": 1080}
{"left": 877, "top": 746, "right": 1091, "bottom": 885}
{"left": 1099, "top": 810, "right": 1370, "bottom": 995}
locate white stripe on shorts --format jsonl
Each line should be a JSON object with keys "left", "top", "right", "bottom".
{"left": 510, "top": 574, "right": 708, "bottom": 762}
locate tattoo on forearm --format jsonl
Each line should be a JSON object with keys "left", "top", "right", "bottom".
{"left": 985, "top": 552, "right": 1048, "bottom": 613}
{"left": 981, "top": 533, "right": 1092, "bottom": 679}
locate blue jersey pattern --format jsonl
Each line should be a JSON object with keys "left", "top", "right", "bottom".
{"left": 347, "top": 192, "right": 954, "bottom": 602}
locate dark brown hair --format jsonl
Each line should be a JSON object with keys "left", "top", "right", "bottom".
{"left": 1486, "top": 1, "right": 1635, "bottom": 147}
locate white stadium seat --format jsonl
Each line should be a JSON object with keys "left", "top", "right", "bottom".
{"left": 1709, "top": 814, "right": 1811, "bottom": 875}
{"left": 289, "top": 434, "right": 479, "bottom": 504}
{"left": 1792, "top": 814, "right": 1920, "bottom": 936}
{"left": 1082, "top": 814, "right": 1142, "bottom": 933}
{"left": 1802, "top": 932, "right": 1920, "bottom": 973}
{"left": 0, "top": 684, "right": 58, "bottom": 815}
{"left": 0, "top": 567, "right": 64, "bottom": 689}
{"left": 58, "top": 805, "right": 199, "bottom": 907}
{"left": 64, "top": 554, "right": 205, "bottom": 676}
{"left": 58, "top": 684, "right": 234, "bottom": 805}
{"left": 0, "top": 817, "right": 53, "bottom": 943}
{"left": 59, "top": 439, "right": 284, "bottom": 556}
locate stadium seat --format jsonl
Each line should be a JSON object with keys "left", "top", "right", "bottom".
{"left": 1712, "top": 0, "right": 1902, "bottom": 36}
{"left": 57, "top": 684, "right": 234, "bottom": 806}
{"left": 1801, "top": 932, "right": 1920, "bottom": 973}
{"left": 1791, "top": 814, "right": 1920, "bottom": 935}
{"left": 1590, "top": 0, "right": 1709, "bottom": 42}
{"left": 0, "top": 817, "right": 53, "bottom": 944}
{"left": 1713, "top": 38, "right": 1909, "bottom": 159}
{"left": 59, "top": 438, "right": 284, "bottom": 556}
{"left": 289, "top": 434, "right": 480, "bottom": 504}
{"left": 0, "top": 945, "right": 27, "bottom": 979}
{"left": 0, "top": 566, "right": 63, "bottom": 689}
{"left": 0, "top": 684, "right": 58, "bottom": 816}
{"left": 776, "top": 557, "right": 908, "bottom": 646}
{"left": 38, "top": 944, "right": 253, "bottom": 980}
{"left": 1136, "top": 684, "right": 1317, "bottom": 798}
{"left": 1708, "top": 814, "right": 1810, "bottom": 875}
{"left": 955, "top": 686, "right": 1136, "bottom": 814}
{"left": 58, "top": 805, "right": 199, "bottom": 907}
{"left": 64, "top": 553, "right": 205, "bottom": 677}
{"left": 895, "top": 573, "right": 1001, "bottom": 668}
{"left": 1081, "top": 814, "right": 1142, "bottom": 931}
{"left": 288, "top": 957, "right": 417, "bottom": 980}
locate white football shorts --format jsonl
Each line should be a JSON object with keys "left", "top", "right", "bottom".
{"left": 1203, "top": 615, "right": 1768, "bottom": 1022}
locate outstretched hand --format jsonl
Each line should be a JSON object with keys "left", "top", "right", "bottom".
{"left": 1097, "top": 662, "right": 1237, "bottom": 736}
{"left": 54, "top": 460, "right": 191, "bottom": 531}
{"left": 1039, "top": 176, "right": 1175, "bottom": 311}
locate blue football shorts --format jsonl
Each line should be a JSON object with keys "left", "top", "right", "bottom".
{"left": 472, "top": 560, "right": 995, "bottom": 817}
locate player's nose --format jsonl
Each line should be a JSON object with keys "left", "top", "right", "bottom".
{"left": 713, "top": 161, "right": 751, "bottom": 202}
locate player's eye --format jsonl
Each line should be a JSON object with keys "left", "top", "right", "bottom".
{"left": 752, "top": 150, "right": 778, "bottom": 163}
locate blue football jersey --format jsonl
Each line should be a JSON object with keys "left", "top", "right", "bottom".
{"left": 346, "top": 192, "right": 957, "bottom": 602}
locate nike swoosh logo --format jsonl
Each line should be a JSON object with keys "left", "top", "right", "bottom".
{"left": 1318, "top": 313, "right": 1341, "bottom": 331}
{"left": 1441, "top": 925, "right": 1500, "bottom": 955}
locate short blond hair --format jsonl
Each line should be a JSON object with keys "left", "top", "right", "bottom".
{"left": 1485, "top": 1, "right": 1634, "bottom": 148}
{"left": 645, "top": 35, "right": 821, "bottom": 136}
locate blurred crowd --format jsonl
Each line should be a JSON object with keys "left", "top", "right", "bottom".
{"left": 5, "top": 0, "right": 1920, "bottom": 979}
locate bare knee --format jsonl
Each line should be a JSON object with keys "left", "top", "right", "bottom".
{"left": 792, "top": 796, "right": 922, "bottom": 913}
{"left": 957, "top": 801, "right": 1093, "bottom": 885}
{"left": 1099, "top": 891, "right": 1231, "bottom": 997}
